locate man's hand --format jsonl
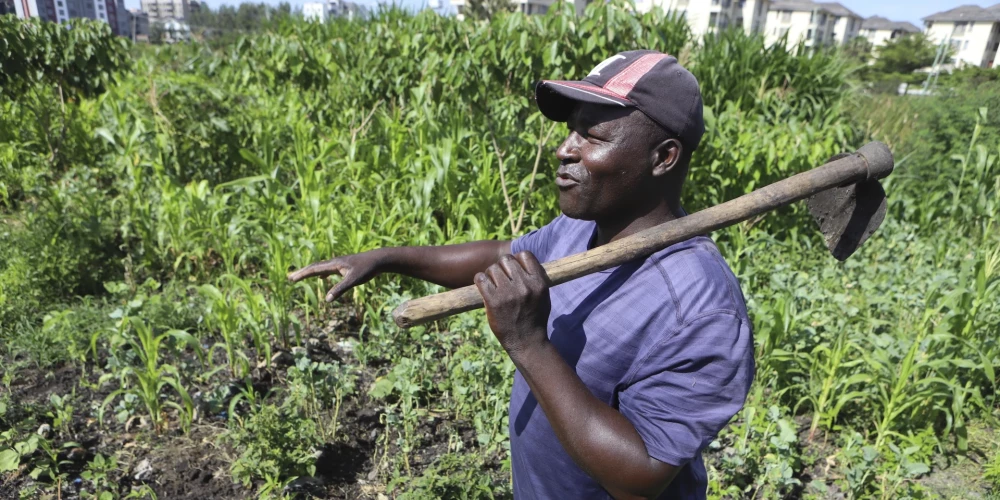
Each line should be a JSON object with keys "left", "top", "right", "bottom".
{"left": 474, "top": 251, "right": 551, "bottom": 355}
{"left": 287, "top": 251, "right": 384, "bottom": 302}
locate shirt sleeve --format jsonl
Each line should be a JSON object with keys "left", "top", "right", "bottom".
{"left": 617, "top": 311, "right": 755, "bottom": 467}
{"left": 509, "top": 215, "right": 566, "bottom": 264}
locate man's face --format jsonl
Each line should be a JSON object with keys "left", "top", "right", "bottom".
{"left": 554, "top": 103, "right": 662, "bottom": 221}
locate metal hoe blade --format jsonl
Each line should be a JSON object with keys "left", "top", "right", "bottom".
{"left": 807, "top": 178, "right": 888, "bottom": 261}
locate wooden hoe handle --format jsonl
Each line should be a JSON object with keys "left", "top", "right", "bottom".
{"left": 392, "top": 141, "right": 893, "bottom": 329}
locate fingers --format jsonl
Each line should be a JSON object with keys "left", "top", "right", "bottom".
{"left": 497, "top": 254, "right": 524, "bottom": 281}
{"left": 325, "top": 277, "right": 355, "bottom": 303}
{"left": 474, "top": 272, "right": 495, "bottom": 297}
{"left": 287, "top": 259, "right": 343, "bottom": 282}
{"left": 487, "top": 259, "right": 513, "bottom": 284}
{"left": 514, "top": 251, "right": 546, "bottom": 279}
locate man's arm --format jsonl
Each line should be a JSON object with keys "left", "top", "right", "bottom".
{"left": 475, "top": 252, "right": 678, "bottom": 499}
{"left": 514, "top": 341, "right": 679, "bottom": 499}
{"left": 288, "top": 241, "right": 511, "bottom": 301}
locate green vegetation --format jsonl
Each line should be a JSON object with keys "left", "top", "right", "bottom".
{"left": 1, "top": 5, "right": 998, "bottom": 499}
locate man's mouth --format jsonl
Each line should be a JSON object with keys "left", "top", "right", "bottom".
{"left": 555, "top": 171, "right": 580, "bottom": 189}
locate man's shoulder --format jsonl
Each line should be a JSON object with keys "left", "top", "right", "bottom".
{"left": 649, "top": 236, "right": 746, "bottom": 324}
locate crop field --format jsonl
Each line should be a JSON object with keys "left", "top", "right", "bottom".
{"left": 1, "top": 4, "right": 999, "bottom": 499}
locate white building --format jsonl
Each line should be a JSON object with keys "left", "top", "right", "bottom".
{"left": 764, "top": 0, "right": 835, "bottom": 48}
{"left": 160, "top": 18, "right": 190, "bottom": 42}
{"left": 817, "top": 2, "right": 861, "bottom": 45}
{"left": 923, "top": 4, "right": 1000, "bottom": 69}
{"left": 654, "top": 0, "right": 744, "bottom": 37}
{"left": 303, "top": 2, "right": 325, "bottom": 21}
{"left": 739, "top": 0, "right": 771, "bottom": 34}
{"left": 139, "top": 0, "right": 188, "bottom": 23}
{"left": 860, "top": 16, "right": 921, "bottom": 48}
{"left": 301, "top": 0, "right": 367, "bottom": 22}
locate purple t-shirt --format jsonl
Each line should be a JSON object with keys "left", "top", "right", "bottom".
{"left": 508, "top": 215, "right": 755, "bottom": 500}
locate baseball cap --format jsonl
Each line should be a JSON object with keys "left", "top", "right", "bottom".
{"left": 534, "top": 50, "right": 705, "bottom": 151}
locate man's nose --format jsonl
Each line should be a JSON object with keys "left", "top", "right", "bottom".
{"left": 556, "top": 132, "right": 581, "bottom": 163}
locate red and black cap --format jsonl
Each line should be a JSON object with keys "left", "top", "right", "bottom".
{"left": 535, "top": 50, "right": 705, "bottom": 151}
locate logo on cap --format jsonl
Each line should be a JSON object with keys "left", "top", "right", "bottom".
{"left": 588, "top": 55, "right": 626, "bottom": 77}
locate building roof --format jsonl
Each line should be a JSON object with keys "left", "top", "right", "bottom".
{"left": 769, "top": 0, "right": 819, "bottom": 12}
{"left": 770, "top": 0, "right": 860, "bottom": 17}
{"left": 862, "top": 15, "right": 921, "bottom": 32}
{"left": 923, "top": 4, "right": 1000, "bottom": 22}
{"left": 817, "top": 2, "right": 861, "bottom": 18}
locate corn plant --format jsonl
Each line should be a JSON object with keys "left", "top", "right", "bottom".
{"left": 99, "top": 318, "right": 200, "bottom": 433}
{"left": 198, "top": 283, "right": 251, "bottom": 377}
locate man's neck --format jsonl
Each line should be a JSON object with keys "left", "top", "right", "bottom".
{"left": 593, "top": 199, "right": 685, "bottom": 247}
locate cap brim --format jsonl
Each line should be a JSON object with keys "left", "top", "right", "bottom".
{"left": 535, "top": 80, "right": 633, "bottom": 122}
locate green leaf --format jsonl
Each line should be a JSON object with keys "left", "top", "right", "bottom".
{"left": 94, "top": 127, "right": 116, "bottom": 146}
{"left": 0, "top": 449, "right": 19, "bottom": 472}
{"left": 368, "top": 377, "right": 395, "bottom": 399}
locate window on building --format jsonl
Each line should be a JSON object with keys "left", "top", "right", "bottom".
{"left": 809, "top": 11, "right": 814, "bottom": 23}
{"left": 807, "top": 28, "right": 812, "bottom": 38}
{"left": 781, "top": 11, "right": 790, "bottom": 22}
{"left": 965, "top": 40, "right": 970, "bottom": 50}
{"left": 722, "top": 0, "right": 731, "bottom": 8}
{"left": 709, "top": 12, "right": 718, "bottom": 27}
{"left": 953, "top": 22, "right": 968, "bottom": 36}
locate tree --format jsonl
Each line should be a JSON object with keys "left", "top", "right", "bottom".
{"left": 464, "top": 0, "right": 515, "bottom": 19}
{"left": 842, "top": 35, "right": 873, "bottom": 66}
{"left": 872, "top": 33, "right": 941, "bottom": 74}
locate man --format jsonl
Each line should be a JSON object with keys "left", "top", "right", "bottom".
{"left": 289, "top": 50, "right": 755, "bottom": 499}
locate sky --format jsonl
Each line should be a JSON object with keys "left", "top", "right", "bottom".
{"left": 121, "top": 0, "right": 979, "bottom": 27}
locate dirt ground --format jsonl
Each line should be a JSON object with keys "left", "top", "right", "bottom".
{"left": 0, "top": 323, "right": 503, "bottom": 500}
{"left": 0, "top": 324, "right": 991, "bottom": 499}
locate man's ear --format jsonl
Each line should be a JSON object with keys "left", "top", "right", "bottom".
{"left": 651, "top": 138, "right": 683, "bottom": 177}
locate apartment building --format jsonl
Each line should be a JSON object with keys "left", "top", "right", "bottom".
{"left": 139, "top": 0, "right": 188, "bottom": 22}
{"left": 764, "top": 1, "right": 834, "bottom": 47}
{"left": 302, "top": 2, "right": 324, "bottom": 21}
{"left": 739, "top": 0, "right": 771, "bottom": 33}
{"left": 127, "top": 8, "right": 149, "bottom": 40}
{"left": 923, "top": 4, "right": 1000, "bottom": 69}
{"left": 15, "top": 0, "right": 128, "bottom": 35}
{"left": 818, "top": 2, "right": 861, "bottom": 45}
{"left": 860, "top": 16, "right": 920, "bottom": 48}
{"left": 654, "top": 0, "right": 744, "bottom": 36}
{"left": 14, "top": 0, "right": 63, "bottom": 23}
{"left": 301, "top": 0, "right": 367, "bottom": 22}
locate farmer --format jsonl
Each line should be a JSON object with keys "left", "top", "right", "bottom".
{"left": 289, "top": 50, "right": 754, "bottom": 499}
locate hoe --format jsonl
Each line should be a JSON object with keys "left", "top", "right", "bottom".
{"left": 392, "top": 141, "right": 894, "bottom": 328}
